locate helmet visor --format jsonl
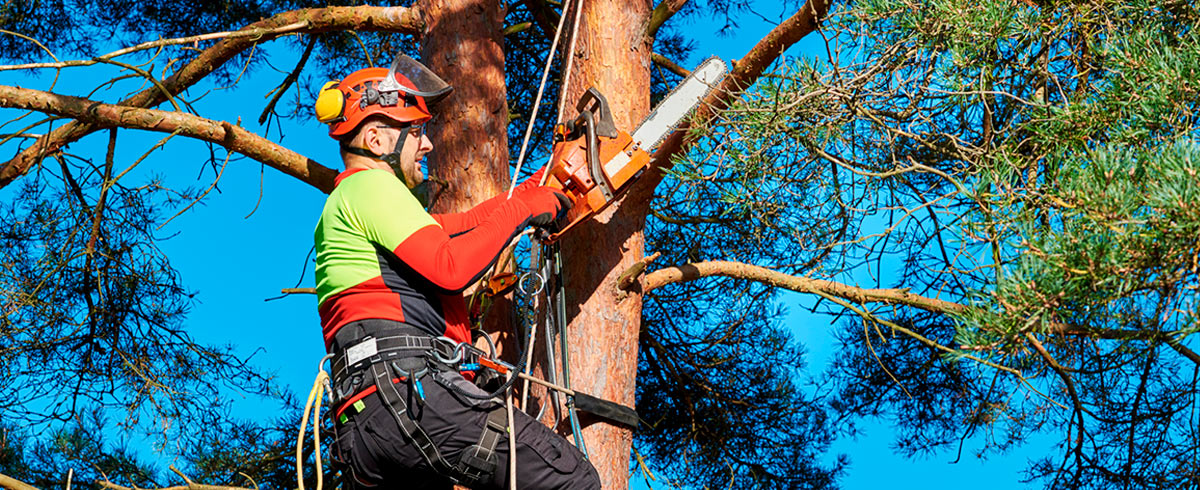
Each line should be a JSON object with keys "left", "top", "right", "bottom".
{"left": 377, "top": 54, "right": 453, "bottom": 104}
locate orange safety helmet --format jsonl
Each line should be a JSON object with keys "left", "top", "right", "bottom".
{"left": 315, "top": 54, "right": 453, "bottom": 139}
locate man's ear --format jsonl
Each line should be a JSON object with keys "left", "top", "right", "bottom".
{"left": 362, "top": 126, "right": 383, "bottom": 154}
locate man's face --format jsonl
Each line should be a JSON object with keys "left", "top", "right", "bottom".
{"left": 395, "top": 123, "right": 433, "bottom": 189}
{"left": 366, "top": 122, "right": 433, "bottom": 188}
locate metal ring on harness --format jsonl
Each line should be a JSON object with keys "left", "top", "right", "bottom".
{"left": 518, "top": 271, "right": 545, "bottom": 297}
{"left": 432, "top": 336, "right": 465, "bottom": 365}
{"left": 318, "top": 353, "right": 335, "bottom": 404}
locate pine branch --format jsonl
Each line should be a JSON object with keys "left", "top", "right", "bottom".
{"left": 651, "top": 52, "right": 688, "bottom": 78}
{"left": 0, "top": 473, "right": 40, "bottom": 490}
{"left": 641, "top": 260, "right": 966, "bottom": 313}
{"left": 0, "top": 6, "right": 423, "bottom": 191}
{"left": 642, "top": 260, "right": 1200, "bottom": 364}
{"left": 0, "top": 85, "right": 337, "bottom": 193}
{"left": 647, "top": 0, "right": 690, "bottom": 40}
{"left": 630, "top": 0, "right": 831, "bottom": 202}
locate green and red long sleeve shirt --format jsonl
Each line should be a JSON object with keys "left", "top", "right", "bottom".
{"left": 314, "top": 168, "right": 533, "bottom": 349}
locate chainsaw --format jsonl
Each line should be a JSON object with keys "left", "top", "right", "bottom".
{"left": 539, "top": 57, "right": 728, "bottom": 241}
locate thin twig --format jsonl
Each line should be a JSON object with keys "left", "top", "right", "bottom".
{"left": 259, "top": 35, "right": 317, "bottom": 124}
{"left": 0, "top": 22, "right": 310, "bottom": 72}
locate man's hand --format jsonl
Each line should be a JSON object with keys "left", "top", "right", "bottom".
{"left": 521, "top": 186, "right": 572, "bottom": 230}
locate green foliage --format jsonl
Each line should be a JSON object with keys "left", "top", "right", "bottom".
{"left": 657, "top": 0, "right": 1200, "bottom": 487}
{"left": 969, "top": 143, "right": 1200, "bottom": 339}
{"left": 637, "top": 280, "right": 845, "bottom": 489}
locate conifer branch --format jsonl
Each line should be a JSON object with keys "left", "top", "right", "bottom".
{"left": 631, "top": 0, "right": 831, "bottom": 201}
{"left": 647, "top": 0, "right": 690, "bottom": 40}
{"left": 0, "top": 85, "right": 337, "bottom": 193}
{"left": 0, "top": 6, "right": 422, "bottom": 191}
{"left": 642, "top": 260, "right": 966, "bottom": 313}
{"left": 651, "top": 52, "right": 689, "bottom": 78}
{"left": 643, "top": 260, "right": 1200, "bottom": 364}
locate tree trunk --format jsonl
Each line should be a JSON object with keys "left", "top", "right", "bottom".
{"left": 558, "top": 0, "right": 653, "bottom": 488}
{"left": 421, "top": 0, "right": 651, "bottom": 487}
{"left": 421, "top": 0, "right": 512, "bottom": 212}
{"left": 418, "top": 0, "right": 515, "bottom": 334}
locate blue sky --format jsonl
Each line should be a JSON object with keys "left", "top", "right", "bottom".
{"left": 0, "top": 2, "right": 1052, "bottom": 488}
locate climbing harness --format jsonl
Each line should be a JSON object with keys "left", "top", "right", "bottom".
{"left": 326, "top": 323, "right": 522, "bottom": 487}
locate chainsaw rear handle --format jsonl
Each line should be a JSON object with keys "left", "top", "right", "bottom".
{"left": 559, "top": 88, "right": 618, "bottom": 140}
{"left": 541, "top": 87, "right": 653, "bottom": 243}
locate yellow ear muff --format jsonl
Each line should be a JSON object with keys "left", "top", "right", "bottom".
{"left": 315, "top": 81, "right": 346, "bottom": 123}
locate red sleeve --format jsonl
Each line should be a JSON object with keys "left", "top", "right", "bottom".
{"left": 432, "top": 192, "right": 509, "bottom": 236}
{"left": 433, "top": 167, "right": 546, "bottom": 236}
{"left": 395, "top": 197, "right": 532, "bottom": 292}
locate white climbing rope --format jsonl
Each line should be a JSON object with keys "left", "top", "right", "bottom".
{"left": 509, "top": 0, "right": 585, "bottom": 196}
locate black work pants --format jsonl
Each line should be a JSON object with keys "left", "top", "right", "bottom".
{"left": 333, "top": 370, "right": 601, "bottom": 490}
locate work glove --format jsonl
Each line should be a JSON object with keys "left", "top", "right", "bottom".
{"left": 521, "top": 186, "right": 572, "bottom": 230}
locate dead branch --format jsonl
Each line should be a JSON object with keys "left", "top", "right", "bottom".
{"left": 0, "top": 21, "right": 312, "bottom": 72}
{"left": 0, "top": 5, "right": 422, "bottom": 191}
{"left": 1025, "top": 332, "right": 1089, "bottom": 468}
{"left": 0, "top": 85, "right": 337, "bottom": 193}
{"left": 259, "top": 35, "right": 318, "bottom": 124}
{"left": 617, "top": 251, "right": 662, "bottom": 290}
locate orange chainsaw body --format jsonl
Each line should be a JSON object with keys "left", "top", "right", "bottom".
{"left": 540, "top": 89, "right": 651, "bottom": 242}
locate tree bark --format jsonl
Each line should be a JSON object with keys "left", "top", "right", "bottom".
{"left": 557, "top": 0, "right": 653, "bottom": 488}
{"left": 418, "top": 0, "right": 514, "bottom": 337}
{"left": 420, "top": 0, "right": 511, "bottom": 214}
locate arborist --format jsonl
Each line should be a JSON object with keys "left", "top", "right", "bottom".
{"left": 312, "top": 54, "right": 601, "bottom": 490}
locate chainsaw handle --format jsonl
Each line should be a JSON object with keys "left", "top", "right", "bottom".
{"left": 575, "top": 88, "right": 618, "bottom": 139}
{"left": 579, "top": 110, "right": 615, "bottom": 201}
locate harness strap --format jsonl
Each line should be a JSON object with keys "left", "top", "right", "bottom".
{"left": 332, "top": 334, "right": 437, "bottom": 383}
{"left": 370, "top": 361, "right": 460, "bottom": 482}
{"left": 350, "top": 344, "right": 509, "bottom": 487}
{"left": 456, "top": 407, "right": 508, "bottom": 485}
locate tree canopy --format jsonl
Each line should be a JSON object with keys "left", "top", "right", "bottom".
{"left": 3, "top": 0, "right": 1199, "bottom": 489}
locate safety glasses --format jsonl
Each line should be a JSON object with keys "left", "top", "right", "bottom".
{"left": 378, "top": 122, "right": 427, "bottom": 140}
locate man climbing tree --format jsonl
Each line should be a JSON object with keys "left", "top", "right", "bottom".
{"left": 9, "top": 0, "right": 1199, "bottom": 488}
{"left": 311, "top": 55, "right": 596, "bottom": 489}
